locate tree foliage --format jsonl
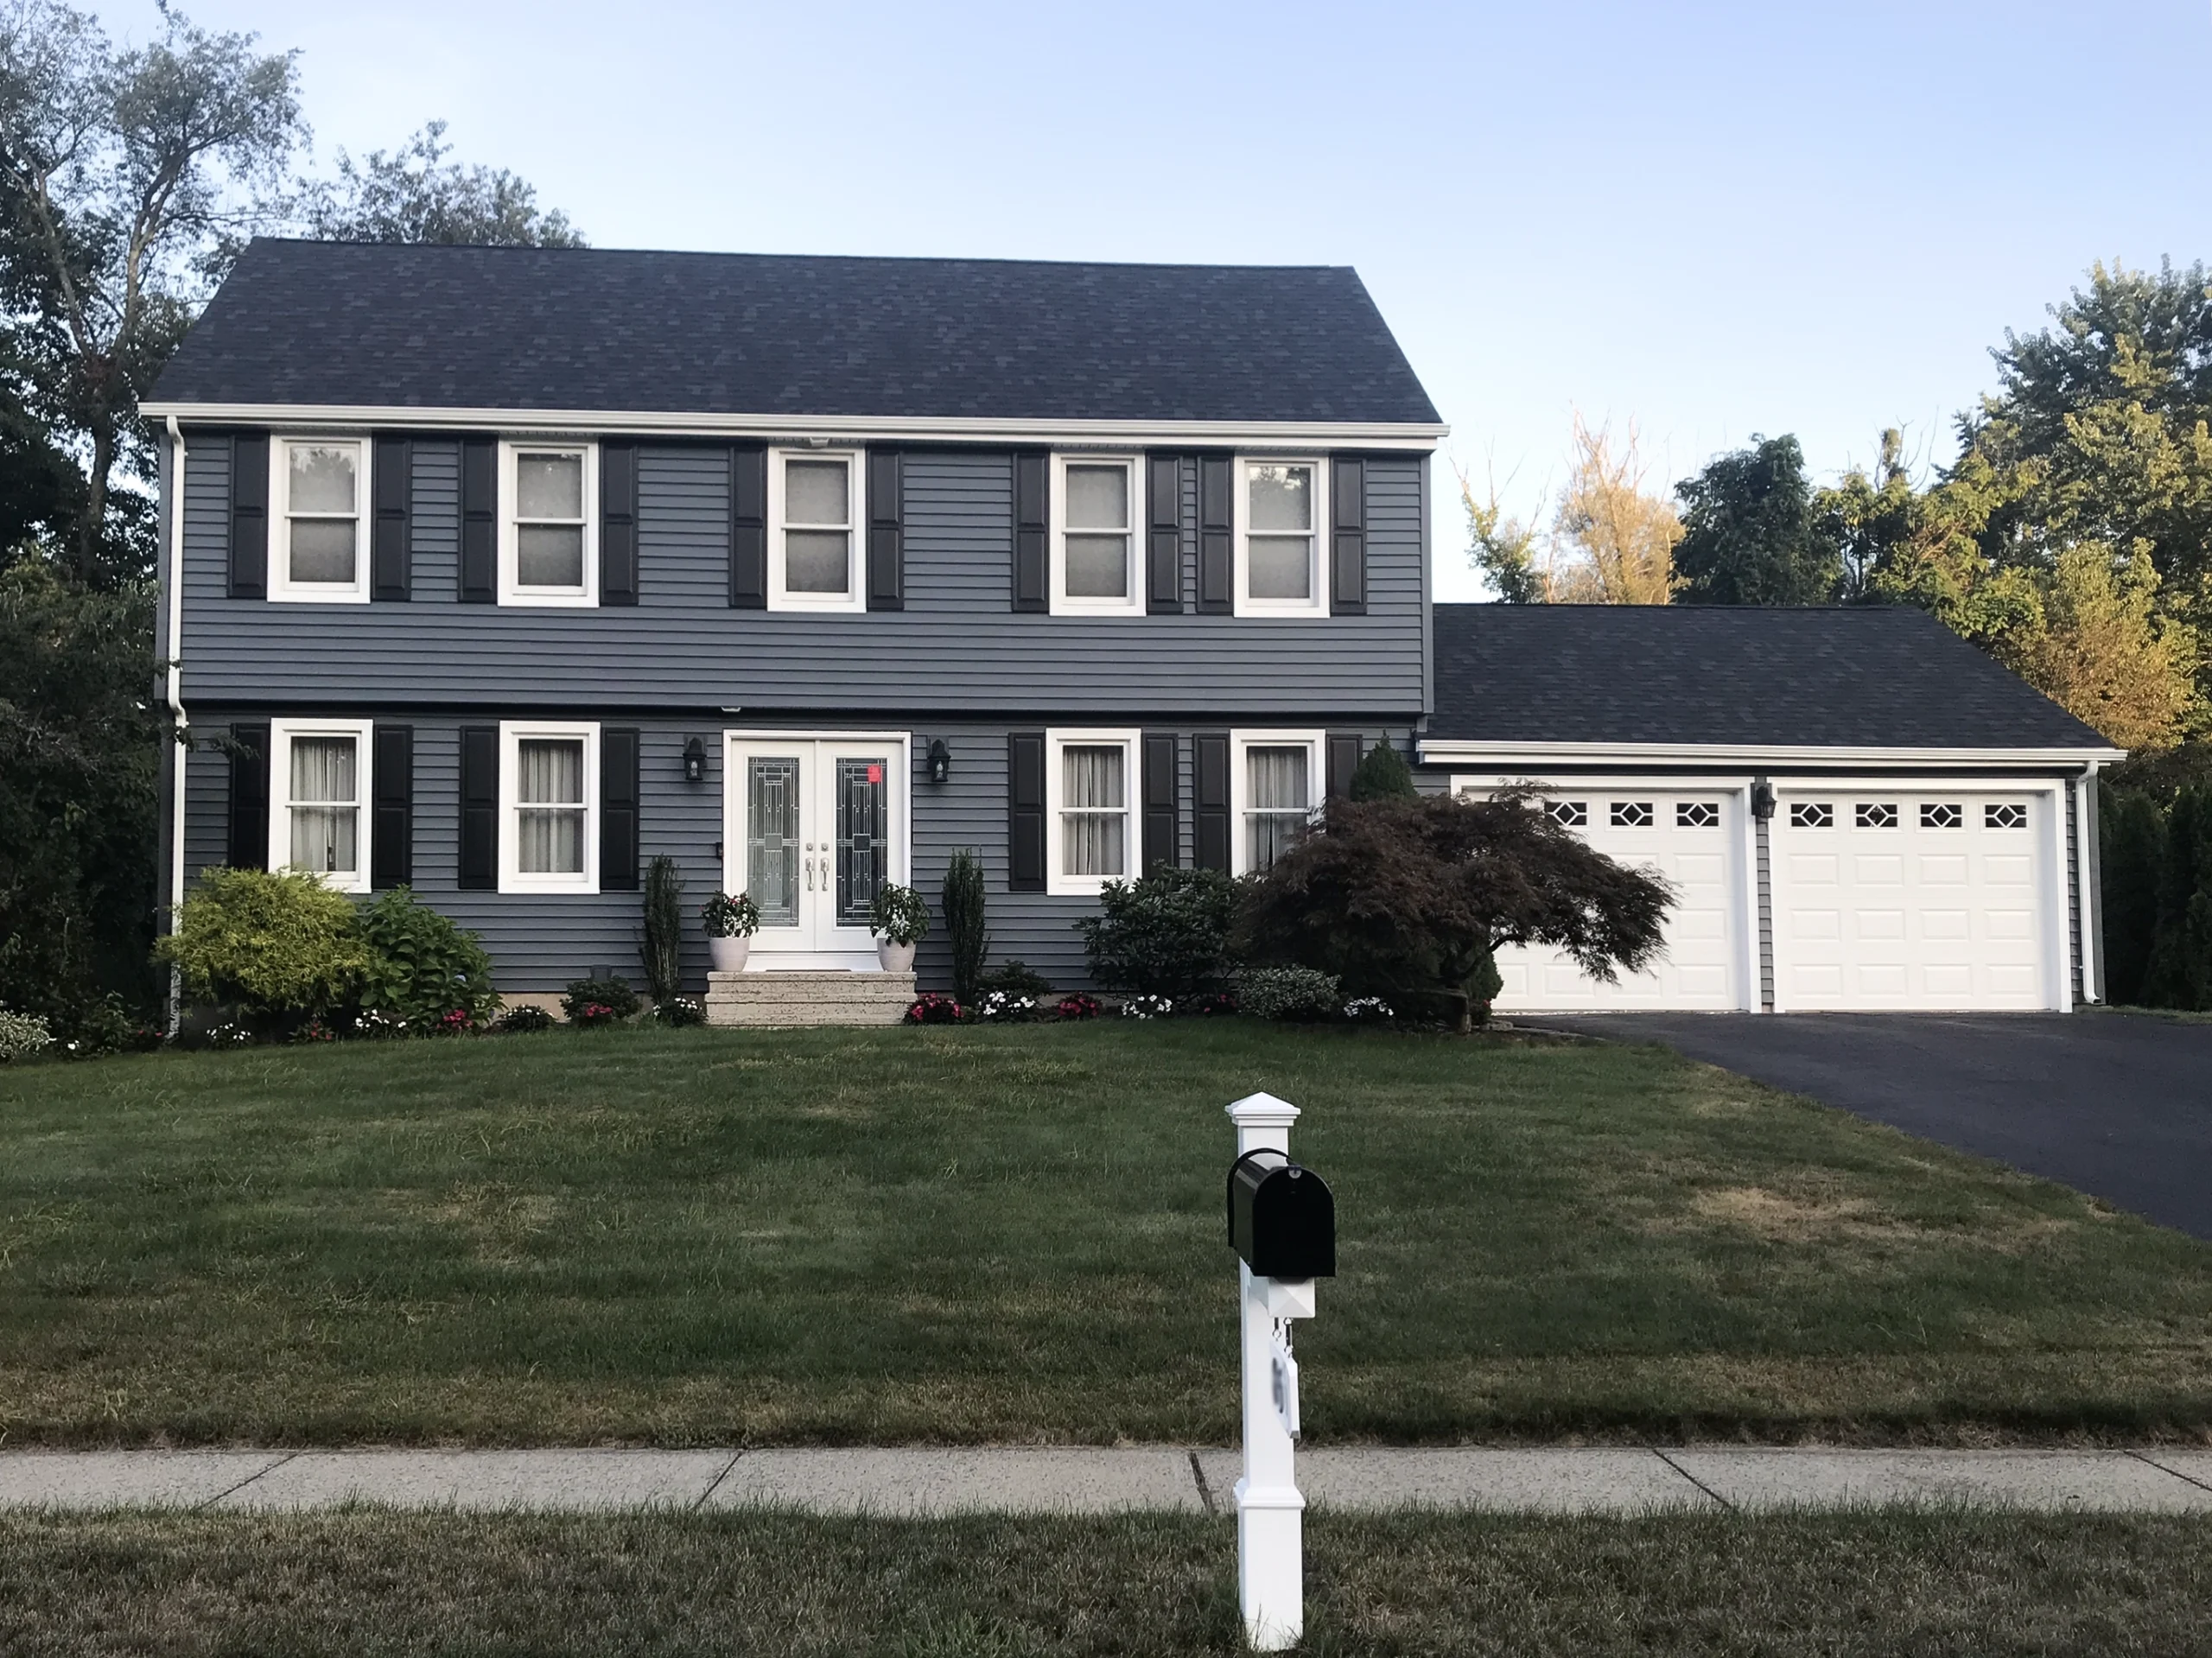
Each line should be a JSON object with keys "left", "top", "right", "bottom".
{"left": 1674, "top": 434, "right": 1842, "bottom": 605}
{"left": 1235, "top": 791, "right": 1673, "bottom": 1007}
{"left": 1462, "top": 417, "right": 1680, "bottom": 604}
{"left": 298, "top": 121, "right": 585, "bottom": 248}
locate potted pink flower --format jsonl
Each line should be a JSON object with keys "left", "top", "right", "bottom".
{"left": 703, "top": 892, "right": 760, "bottom": 973}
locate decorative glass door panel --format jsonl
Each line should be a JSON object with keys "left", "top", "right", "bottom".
{"left": 725, "top": 736, "right": 906, "bottom": 964}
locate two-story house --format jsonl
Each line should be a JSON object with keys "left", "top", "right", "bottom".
{"left": 144, "top": 242, "right": 1445, "bottom": 1008}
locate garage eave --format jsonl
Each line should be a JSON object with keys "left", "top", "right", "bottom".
{"left": 1416, "top": 740, "right": 2124, "bottom": 769}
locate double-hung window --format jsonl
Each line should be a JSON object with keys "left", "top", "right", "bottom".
{"left": 500, "top": 721, "right": 600, "bottom": 893}
{"left": 769, "top": 448, "right": 864, "bottom": 611}
{"left": 1051, "top": 454, "right": 1141, "bottom": 615}
{"left": 269, "top": 719, "right": 373, "bottom": 891}
{"left": 1230, "top": 730, "right": 1323, "bottom": 873}
{"left": 1045, "top": 729, "right": 1140, "bottom": 894}
{"left": 1235, "top": 459, "right": 1327, "bottom": 616}
{"left": 270, "top": 438, "right": 370, "bottom": 601}
{"left": 500, "top": 441, "right": 598, "bottom": 605}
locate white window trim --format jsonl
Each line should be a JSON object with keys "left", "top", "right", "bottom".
{"left": 767, "top": 445, "right": 867, "bottom": 613}
{"left": 499, "top": 440, "right": 600, "bottom": 607}
{"left": 1229, "top": 729, "right": 1325, "bottom": 875}
{"left": 499, "top": 720, "right": 601, "bottom": 894}
{"left": 1232, "top": 455, "right": 1330, "bottom": 619}
{"left": 267, "top": 435, "right": 372, "bottom": 603}
{"left": 267, "top": 718, "right": 375, "bottom": 892}
{"left": 1049, "top": 452, "right": 1144, "bottom": 617}
{"left": 1045, "top": 727, "right": 1141, "bottom": 897}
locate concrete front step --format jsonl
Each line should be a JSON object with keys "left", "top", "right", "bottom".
{"left": 704, "top": 970, "right": 916, "bottom": 1027}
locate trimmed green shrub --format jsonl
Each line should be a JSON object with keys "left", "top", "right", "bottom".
{"left": 0, "top": 1008, "right": 54, "bottom": 1061}
{"left": 640, "top": 856, "right": 685, "bottom": 1002}
{"left": 2101, "top": 788, "right": 2165, "bottom": 1006}
{"left": 942, "top": 848, "right": 988, "bottom": 1004}
{"left": 357, "top": 887, "right": 500, "bottom": 1028}
{"left": 156, "top": 867, "right": 370, "bottom": 1020}
{"left": 1235, "top": 966, "right": 1341, "bottom": 1021}
{"left": 979, "top": 959, "right": 1053, "bottom": 997}
{"left": 1074, "top": 867, "right": 1237, "bottom": 997}
{"left": 563, "top": 976, "right": 640, "bottom": 1024}
{"left": 1347, "top": 740, "right": 1419, "bottom": 800}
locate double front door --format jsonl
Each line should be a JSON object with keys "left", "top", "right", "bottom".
{"left": 723, "top": 735, "right": 906, "bottom": 967}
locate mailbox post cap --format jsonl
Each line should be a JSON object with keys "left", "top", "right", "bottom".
{"left": 1226, "top": 1092, "right": 1300, "bottom": 1130}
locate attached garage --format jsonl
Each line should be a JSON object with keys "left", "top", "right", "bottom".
{"left": 1420, "top": 605, "right": 2121, "bottom": 1014}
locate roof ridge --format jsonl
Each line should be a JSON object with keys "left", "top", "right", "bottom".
{"left": 242, "top": 237, "right": 1357, "bottom": 276}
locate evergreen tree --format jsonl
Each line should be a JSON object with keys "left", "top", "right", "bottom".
{"left": 1673, "top": 435, "right": 1842, "bottom": 605}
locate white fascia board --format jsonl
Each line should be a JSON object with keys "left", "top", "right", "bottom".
{"left": 1417, "top": 740, "right": 2125, "bottom": 768}
{"left": 140, "top": 401, "right": 1447, "bottom": 452}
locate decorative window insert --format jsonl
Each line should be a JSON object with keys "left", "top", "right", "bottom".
{"left": 768, "top": 448, "right": 864, "bottom": 612}
{"left": 1045, "top": 730, "right": 1140, "bottom": 896}
{"left": 1050, "top": 454, "right": 1141, "bottom": 616}
{"left": 1986, "top": 802, "right": 2029, "bottom": 829}
{"left": 1856, "top": 803, "right": 1898, "bottom": 829}
{"left": 1675, "top": 801, "right": 1719, "bottom": 828}
{"left": 268, "top": 719, "right": 373, "bottom": 891}
{"left": 1234, "top": 457, "right": 1328, "bottom": 616}
{"left": 499, "top": 721, "right": 600, "bottom": 893}
{"left": 1548, "top": 800, "right": 1588, "bottom": 828}
{"left": 1611, "top": 801, "right": 1654, "bottom": 829}
{"left": 270, "top": 438, "right": 370, "bottom": 601}
{"left": 1920, "top": 802, "right": 1964, "bottom": 829}
{"left": 1790, "top": 802, "right": 1834, "bottom": 829}
{"left": 745, "top": 757, "right": 802, "bottom": 927}
{"left": 1230, "top": 731, "right": 1325, "bottom": 874}
{"left": 499, "top": 441, "right": 598, "bottom": 606}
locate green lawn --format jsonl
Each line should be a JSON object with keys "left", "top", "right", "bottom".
{"left": 3, "top": 1509, "right": 2205, "bottom": 1655}
{"left": 2, "top": 1022, "right": 2209, "bottom": 1445}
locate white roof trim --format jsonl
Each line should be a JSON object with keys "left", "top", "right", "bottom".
{"left": 138, "top": 402, "right": 1447, "bottom": 450}
{"left": 1417, "top": 740, "right": 2124, "bottom": 767}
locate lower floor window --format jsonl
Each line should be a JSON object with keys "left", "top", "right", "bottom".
{"left": 1231, "top": 731, "right": 1323, "bottom": 874}
{"left": 501, "top": 721, "right": 599, "bottom": 892}
{"left": 270, "top": 720, "right": 372, "bottom": 892}
{"left": 1062, "top": 743, "right": 1128, "bottom": 878}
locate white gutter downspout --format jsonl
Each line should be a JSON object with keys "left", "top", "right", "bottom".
{"left": 163, "top": 416, "right": 188, "bottom": 1032}
{"left": 2075, "top": 762, "right": 2103, "bottom": 1007}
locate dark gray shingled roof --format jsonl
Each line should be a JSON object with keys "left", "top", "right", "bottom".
{"left": 149, "top": 240, "right": 1441, "bottom": 424}
{"left": 1431, "top": 604, "right": 2112, "bottom": 750}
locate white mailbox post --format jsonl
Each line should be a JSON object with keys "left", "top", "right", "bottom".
{"left": 1225, "top": 1090, "right": 1327, "bottom": 1653}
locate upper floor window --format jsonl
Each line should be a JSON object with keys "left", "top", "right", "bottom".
{"left": 500, "top": 721, "right": 600, "bottom": 893}
{"left": 1230, "top": 731, "right": 1323, "bottom": 873}
{"left": 1051, "top": 454, "right": 1141, "bottom": 616}
{"left": 770, "top": 448, "right": 863, "bottom": 612}
{"left": 1235, "top": 459, "right": 1327, "bottom": 617}
{"left": 270, "top": 438, "right": 369, "bottom": 602}
{"left": 501, "top": 441, "right": 598, "bottom": 607}
{"left": 269, "top": 718, "right": 372, "bottom": 892}
{"left": 1045, "top": 728, "right": 1139, "bottom": 894}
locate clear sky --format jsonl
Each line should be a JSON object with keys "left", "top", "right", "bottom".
{"left": 92, "top": 0, "right": 2212, "bottom": 597}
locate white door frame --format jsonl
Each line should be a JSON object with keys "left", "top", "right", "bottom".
{"left": 721, "top": 729, "right": 912, "bottom": 970}
{"left": 1767, "top": 776, "right": 2070, "bottom": 1013}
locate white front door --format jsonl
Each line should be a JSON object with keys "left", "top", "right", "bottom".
{"left": 723, "top": 735, "right": 907, "bottom": 969}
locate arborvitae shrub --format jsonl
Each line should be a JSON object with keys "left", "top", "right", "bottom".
{"left": 1347, "top": 740, "right": 1419, "bottom": 801}
{"left": 942, "top": 848, "right": 989, "bottom": 1004}
{"left": 640, "top": 856, "right": 685, "bottom": 1002}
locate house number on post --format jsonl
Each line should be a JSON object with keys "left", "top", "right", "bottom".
{"left": 1224, "top": 1091, "right": 1337, "bottom": 1652}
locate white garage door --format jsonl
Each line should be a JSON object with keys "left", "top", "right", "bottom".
{"left": 1491, "top": 790, "right": 1749, "bottom": 1013}
{"left": 1771, "top": 791, "right": 2054, "bottom": 1011}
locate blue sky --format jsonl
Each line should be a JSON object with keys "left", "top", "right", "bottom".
{"left": 97, "top": 0, "right": 2212, "bottom": 596}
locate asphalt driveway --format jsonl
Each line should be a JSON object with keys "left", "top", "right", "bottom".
{"left": 1536, "top": 1012, "right": 2212, "bottom": 1240}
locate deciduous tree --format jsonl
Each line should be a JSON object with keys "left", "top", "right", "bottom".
{"left": 1550, "top": 416, "right": 1680, "bottom": 604}
{"left": 298, "top": 121, "right": 585, "bottom": 248}
{"left": 1674, "top": 433, "right": 1841, "bottom": 605}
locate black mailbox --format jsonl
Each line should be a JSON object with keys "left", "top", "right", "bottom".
{"left": 1227, "top": 1148, "right": 1336, "bottom": 1280}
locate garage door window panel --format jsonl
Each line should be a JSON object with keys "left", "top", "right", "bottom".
{"left": 1791, "top": 802, "right": 1834, "bottom": 829}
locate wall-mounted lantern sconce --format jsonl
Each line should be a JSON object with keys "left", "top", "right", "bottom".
{"left": 683, "top": 737, "right": 707, "bottom": 785}
{"left": 928, "top": 738, "right": 952, "bottom": 785}
{"left": 1750, "top": 778, "right": 1776, "bottom": 822}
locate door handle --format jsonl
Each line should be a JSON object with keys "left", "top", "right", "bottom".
{"left": 804, "top": 855, "right": 815, "bottom": 892}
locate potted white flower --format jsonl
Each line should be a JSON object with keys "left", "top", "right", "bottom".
{"left": 702, "top": 891, "right": 760, "bottom": 973}
{"left": 868, "top": 883, "right": 930, "bottom": 973}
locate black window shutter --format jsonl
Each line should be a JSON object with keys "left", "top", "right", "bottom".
{"left": 1144, "top": 454, "right": 1182, "bottom": 614}
{"left": 867, "top": 448, "right": 904, "bottom": 610}
{"left": 1197, "top": 455, "right": 1233, "bottom": 614}
{"left": 601, "top": 727, "right": 640, "bottom": 891}
{"left": 460, "top": 438, "right": 497, "bottom": 602}
{"left": 601, "top": 441, "right": 639, "bottom": 605}
{"left": 226, "top": 721, "right": 270, "bottom": 869}
{"left": 458, "top": 725, "right": 499, "bottom": 889}
{"left": 1007, "top": 731, "right": 1046, "bottom": 891}
{"left": 371, "top": 724, "right": 414, "bottom": 887}
{"left": 1326, "top": 733, "right": 1363, "bottom": 799}
{"left": 1331, "top": 456, "right": 1367, "bottom": 613}
{"left": 1012, "top": 452, "right": 1048, "bottom": 613}
{"left": 372, "top": 435, "right": 412, "bottom": 600}
{"left": 1141, "top": 732, "right": 1180, "bottom": 872}
{"left": 1193, "top": 732, "right": 1231, "bottom": 872}
{"left": 729, "top": 444, "right": 767, "bottom": 608}
{"left": 229, "top": 433, "right": 268, "bottom": 599}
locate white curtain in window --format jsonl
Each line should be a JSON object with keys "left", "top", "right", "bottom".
{"left": 518, "top": 739, "right": 586, "bottom": 873}
{"left": 1061, "top": 744, "right": 1126, "bottom": 877}
{"left": 1245, "top": 745, "right": 1309, "bottom": 871}
{"left": 288, "top": 736, "right": 359, "bottom": 873}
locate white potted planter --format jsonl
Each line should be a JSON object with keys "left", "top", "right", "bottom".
{"left": 709, "top": 934, "right": 751, "bottom": 974}
{"left": 870, "top": 883, "right": 928, "bottom": 978}
{"left": 876, "top": 938, "right": 916, "bottom": 974}
{"left": 702, "top": 892, "right": 760, "bottom": 976}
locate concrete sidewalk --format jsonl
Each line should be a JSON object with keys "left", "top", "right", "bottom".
{"left": 4, "top": 1446, "right": 2210, "bottom": 1516}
